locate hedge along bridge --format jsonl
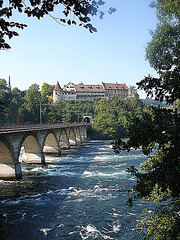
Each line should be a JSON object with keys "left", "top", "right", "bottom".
{"left": 0, "top": 123, "right": 88, "bottom": 179}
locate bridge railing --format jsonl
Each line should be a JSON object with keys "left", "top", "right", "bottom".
{"left": 0, "top": 122, "right": 89, "bottom": 132}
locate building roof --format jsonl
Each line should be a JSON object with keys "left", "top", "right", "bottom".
{"left": 63, "top": 82, "right": 75, "bottom": 91}
{"left": 54, "top": 81, "right": 61, "bottom": 90}
{"left": 102, "top": 82, "right": 128, "bottom": 90}
{"left": 75, "top": 84, "right": 105, "bottom": 92}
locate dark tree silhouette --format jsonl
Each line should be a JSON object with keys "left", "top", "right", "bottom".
{"left": 0, "top": 0, "right": 116, "bottom": 49}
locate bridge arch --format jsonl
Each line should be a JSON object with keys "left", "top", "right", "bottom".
{"left": 21, "top": 133, "right": 45, "bottom": 164}
{"left": 69, "top": 128, "right": 77, "bottom": 146}
{"left": 43, "top": 131, "right": 60, "bottom": 154}
{"left": 0, "top": 137, "right": 14, "bottom": 164}
{"left": 59, "top": 129, "right": 69, "bottom": 150}
{"left": 0, "top": 123, "right": 89, "bottom": 179}
{"left": 0, "top": 137, "right": 17, "bottom": 178}
{"left": 80, "top": 125, "right": 87, "bottom": 140}
{"left": 76, "top": 127, "right": 82, "bottom": 144}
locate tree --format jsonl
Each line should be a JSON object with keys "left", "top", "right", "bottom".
{"left": 113, "top": 0, "right": 180, "bottom": 239}
{"left": 129, "top": 85, "right": 138, "bottom": 98}
{"left": 0, "top": 78, "right": 8, "bottom": 91}
{"left": 40, "top": 83, "right": 54, "bottom": 123}
{"left": 0, "top": 0, "right": 116, "bottom": 49}
{"left": 23, "top": 83, "right": 41, "bottom": 123}
{"left": 5, "top": 87, "right": 25, "bottom": 124}
{"left": 92, "top": 97, "right": 144, "bottom": 139}
{"left": 137, "top": 0, "right": 180, "bottom": 104}
{"left": 0, "top": 78, "right": 9, "bottom": 123}
{"left": 0, "top": 79, "right": 26, "bottom": 124}
{"left": 48, "top": 100, "right": 64, "bottom": 123}
{"left": 138, "top": 21, "right": 180, "bottom": 104}
{"left": 40, "top": 83, "right": 53, "bottom": 104}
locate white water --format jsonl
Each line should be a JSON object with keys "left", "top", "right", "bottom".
{"left": 0, "top": 140, "right": 154, "bottom": 239}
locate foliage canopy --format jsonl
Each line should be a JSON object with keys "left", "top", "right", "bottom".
{"left": 113, "top": 0, "right": 180, "bottom": 239}
{"left": 0, "top": 79, "right": 145, "bottom": 139}
{"left": 0, "top": 0, "right": 116, "bottom": 49}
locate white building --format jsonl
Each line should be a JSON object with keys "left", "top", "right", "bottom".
{"left": 53, "top": 81, "right": 128, "bottom": 102}
{"left": 62, "top": 82, "right": 77, "bottom": 101}
{"left": 75, "top": 83, "right": 105, "bottom": 100}
{"left": 53, "top": 81, "right": 63, "bottom": 102}
{"left": 102, "top": 82, "right": 128, "bottom": 100}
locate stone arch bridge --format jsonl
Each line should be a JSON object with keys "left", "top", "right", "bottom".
{"left": 0, "top": 123, "right": 88, "bottom": 179}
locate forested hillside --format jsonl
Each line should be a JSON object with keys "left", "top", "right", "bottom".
{"left": 0, "top": 79, "right": 146, "bottom": 139}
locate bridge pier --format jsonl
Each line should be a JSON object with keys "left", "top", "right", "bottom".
{"left": 0, "top": 164, "right": 15, "bottom": 179}
{"left": 15, "top": 162, "right": 22, "bottom": 179}
{"left": 76, "top": 135, "right": 82, "bottom": 144}
{"left": 0, "top": 123, "right": 89, "bottom": 179}
{"left": 22, "top": 152, "right": 45, "bottom": 164}
{"left": 69, "top": 139, "right": 77, "bottom": 146}
{"left": 0, "top": 162, "right": 21, "bottom": 179}
{"left": 43, "top": 146, "right": 61, "bottom": 154}
{"left": 43, "top": 132, "right": 61, "bottom": 154}
{"left": 60, "top": 142, "right": 70, "bottom": 150}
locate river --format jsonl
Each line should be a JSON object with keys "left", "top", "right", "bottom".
{"left": 0, "top": 140, "right": 154, "bottom": 239}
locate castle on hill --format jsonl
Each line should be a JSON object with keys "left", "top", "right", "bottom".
{"left": 53, "top": 82, "right": 128, "bottom": 102}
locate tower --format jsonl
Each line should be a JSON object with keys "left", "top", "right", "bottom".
{"left": 7, "top": 75, "right": 11, "bottom": 92}
{"left": 53, "top": 81, "right": 63, "bottom": 102}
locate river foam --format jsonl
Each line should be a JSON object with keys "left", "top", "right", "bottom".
{"left": 0, "top": 140, "right": 153, "bottom": 240}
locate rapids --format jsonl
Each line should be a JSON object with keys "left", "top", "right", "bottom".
{"left": 0, "top": 140, "right": 154, "bottom": 239}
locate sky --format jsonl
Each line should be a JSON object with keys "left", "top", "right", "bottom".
{"left": 0, "top": 0, "right": 159, "bottom": 99}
